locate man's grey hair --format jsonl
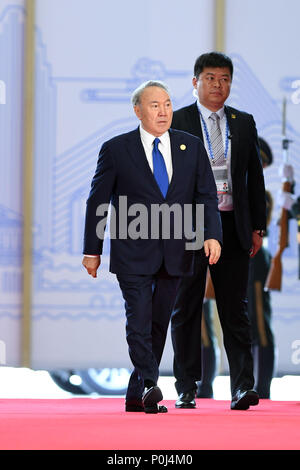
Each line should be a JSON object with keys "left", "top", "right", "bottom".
{"left": 131, "top": 80, "right": 171, "bottom": 106}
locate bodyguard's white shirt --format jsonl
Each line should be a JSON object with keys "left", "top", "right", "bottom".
{"left": 139, "top": 125, "right": 173, "bottom": 183}
{"left": 197, "top": 101, "right": 234, "bottom": 211}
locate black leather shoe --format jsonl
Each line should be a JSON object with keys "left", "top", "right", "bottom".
{"left": 142, "top": 385, "right": 163, "bottom": 405}
{"left": 125, "top": 400, "right": 167, "bottom": 413}
{"left": 125, "top": 399, "right": 144, "bottom": 412}
{"left": 142, "top": 386, "right": 165, "bottom": 414}
{"left": 142, "top": 385, "right": 163, "bottom": 413}
{"left": 144, "top": 404, "right": 168, "bottom": 414}
{"left": 175, "top": 391, "right": 196, "bottom": 408}
{"left": 231, "top": 389, "right": 259, "bottom": 410}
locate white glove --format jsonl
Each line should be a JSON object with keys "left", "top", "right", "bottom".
{"left": 277, "top": 190, "right": 296, "bottom": 210}
{"left": 279, "top": 163, "right": 294, "bottom": 182}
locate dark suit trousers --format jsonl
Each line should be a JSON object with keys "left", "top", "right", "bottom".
{"left": 171, "top": 211, "right": 254, "bottom": 397}
{"left": 117, "top": 265, "right": 179, "bottom": 401}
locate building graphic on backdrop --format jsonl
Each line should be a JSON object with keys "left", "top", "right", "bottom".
{"left": 0, "top": 6, "right": 24, "bottom": 344}
{"left": 1, "top": 4, "right": 300, "bottom": 369}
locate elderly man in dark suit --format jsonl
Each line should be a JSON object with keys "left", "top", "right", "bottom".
{"left": 170, "top": 52, "right": 266, "bottom": 410}
{"left": 82, "top": 80, "right": 222, "bottom": 414}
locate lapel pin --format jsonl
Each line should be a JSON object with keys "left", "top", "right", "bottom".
{"left": 180, "top": 144, "right": 186, "bottom": 150}
{"left": 231, "top": 114, "right": 236, "bottom": 119}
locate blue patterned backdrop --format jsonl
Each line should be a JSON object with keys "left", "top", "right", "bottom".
{"left": 0, "top": 0, "right": 299, "bottom": 373}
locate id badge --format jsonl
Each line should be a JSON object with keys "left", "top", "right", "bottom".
{"left": 216, "top": 180, "right": 229, "bottom": 194}
{"left": 212, "top": 166, "right": 229, "bottom": 194}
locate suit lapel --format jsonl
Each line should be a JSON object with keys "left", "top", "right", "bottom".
{"left": 126, "top": 128, "right": 167, "bottom": 197}
{"left": 167, "top": 129, "right": 185, "bottom": 196}
{"left": 126, "top": 128, "right": 186, "bottom": 199}
{"left": 188, "top": 102, "right": 204, "bottom": 141}
{"left": 186, "top": 103, "right": 239, "bottom": 175}
{"left": 126, "top": 127, "right": 157, "bottom": 183}
{"left": 225, "top": 106, "right": 239, "bottom": 175}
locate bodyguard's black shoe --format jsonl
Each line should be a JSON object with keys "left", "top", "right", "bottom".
{"left": 175, "top": 391, "right": 196, "bottom": 408}
{"left": 231, "top": 389, "right": 259, "bottom": 410}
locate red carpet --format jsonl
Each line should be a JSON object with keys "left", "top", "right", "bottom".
{"left": 0, "top": 398, "right": 299, "bottom": 450}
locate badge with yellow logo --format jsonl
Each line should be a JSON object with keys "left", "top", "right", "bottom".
{"left": 180, "top": 144, "right": 186, "bottom": 150}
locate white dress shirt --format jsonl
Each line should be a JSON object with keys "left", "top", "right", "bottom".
{"left": 197, "top": 101, "right": 233, "bottom": 211}
{"left": 139, "top": 124, "right": 173, "bottom": 182}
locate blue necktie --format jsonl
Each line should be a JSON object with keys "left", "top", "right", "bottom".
{"left": 152, "top": 138, "right": 169, "bottom": 198}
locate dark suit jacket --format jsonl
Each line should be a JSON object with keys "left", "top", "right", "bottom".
{"left": 83, "top": 127, "right": 222, "bottom": 275}
{"left": 171, "top": 102, "right": 266, "bottom": 251}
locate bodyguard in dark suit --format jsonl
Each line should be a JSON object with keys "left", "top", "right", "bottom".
{"left": 170, "top": 52, "right": 266, "bottom": 410}
{"left": 82, "top": 80, "right": 222, "bottom": 414}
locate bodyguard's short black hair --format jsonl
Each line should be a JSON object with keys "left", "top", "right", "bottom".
{"left": 194, "top": 52, "right": 233, "bottom": 79}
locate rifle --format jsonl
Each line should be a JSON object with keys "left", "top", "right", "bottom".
{"left": 265, "top": 98, "right": 292, "bottom": 291}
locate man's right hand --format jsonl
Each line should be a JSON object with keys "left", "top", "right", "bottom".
{"left": 82, "top": 255, "right": 101, "bottom": 278}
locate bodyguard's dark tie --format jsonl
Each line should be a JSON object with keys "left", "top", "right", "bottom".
{"left": 152, "top": 137, "right": 169, "bottom": 198}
